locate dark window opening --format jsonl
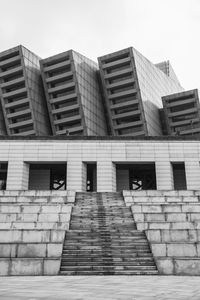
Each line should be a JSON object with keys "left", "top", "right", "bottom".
{"left": 0, "top": 51, "right": 19, "bottom": 62}
{"left": 48, "top": 65, "right": 71, "bottom": 77}
{"left": 0, "top": 163, "right": 8, "bottom": 190}
{"left": 172, "top": 162, "right": 187, "bottom": 190}
{"left": 29, "top": 164, "right": 66, "bottom": 190}
{"left": 116, "top": 163, "right": 156, "bottom": 191}
{"left": 102, "top": 52, "right": 129, "bottom": 64}
{"left": 116, "top": 115, "right": 140, "bottom": 125}
{"left": 170, "top": 102, "right": 195, "bottom": 113}
{"left": 86, "top": 163, "right": 97, "bottom": 192}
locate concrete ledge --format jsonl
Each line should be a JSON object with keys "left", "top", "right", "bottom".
{"left": 155, "top": 257, "right": 200, "bottom": 275}
{"left": 0, "top": 222, "right": 69, "bottom": 230}
{"left": 10, "top": 258, "right": 43, "bottom": 276}
{"left": 146, "top": 229, "right": 200, "bottom": 243}
{"left": 0, "top": 191, "right": 75, "bottom": 204}
{"left": 0, "top": 230, "right": 65, "bottom": 243}
{"left": 123, "top": 190, "right": 198, "bottom": 197}
{"left": 0, "top": 258, "right": 61, "bottom": 276}
{"left": 43, "top": 259, "right": 60, "bottom": 275}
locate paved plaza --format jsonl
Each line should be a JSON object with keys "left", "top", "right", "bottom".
{"left": 0, "top": 276, "right": 200, "bottom": 300}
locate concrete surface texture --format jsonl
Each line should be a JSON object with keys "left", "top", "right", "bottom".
{"left": 124, "top": 190, "right": 200, "bottom": 275}
{"left": 0, "top": 276, "right": 200, "bottom": 300}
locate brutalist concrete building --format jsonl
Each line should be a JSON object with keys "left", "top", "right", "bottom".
{"left": 98, "top": 47, "right": 184, "bottom": 136}
{"left": 162, "top": 89, "right": 200, "bottom": 136}
{"left": 0, "top": 45, "right": 51, "bottom": 136}
{"left": 40, "top": 50, "right": 107, "bottom": 136}
{"left": 1, "top": 44, "right": 200, "bottom": 137}
{"left": 1, "top": 45, "right": 200, "bottom": 277}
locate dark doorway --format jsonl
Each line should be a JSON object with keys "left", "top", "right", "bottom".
{"left": 29, "top": 164, "right": 66, "bottom": 190}
{"left": 116, "top": 163, "right": 156, "bottom": 191}
{"left": 129, "top": 164, "right": 156, "bottom": 190}
{"left": 86, "top": 163, "right": 97, "bottom": 192}
{"left": 50, "top": 165, "right": 66, "bottom": 190}
{"left": 0, "top": 163, "right": 7, "bottom": 190}
{"left": 172, "top": 162, "right": 187, "bottom": 190}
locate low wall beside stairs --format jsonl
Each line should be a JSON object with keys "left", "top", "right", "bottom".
{"left": 123, "top": 190, "right": 200, "bottom": 275}
{"left": 0, "top": 190, "right": 75, "bottom": 276}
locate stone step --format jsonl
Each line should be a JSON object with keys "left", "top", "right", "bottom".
{"left": 66, "top": 229, "right": 144, "bottom": 234}
{"left": 61, "top": 256, "right": 154, "bottom": 261}
{"left": 60, "top": 265, "right": 157, "bottom": 271}
{"left": 62, "top": 250, "right": 153, "bottom": 255}
{"left": 60, "top": 260, "right": 155, "bottom": 266}
{"left": 64, "top": 241, "right": 149, "bottom": 245}
{"left": 63, "top": 240, "right": 149, "bottom": 244}
{"left": 66, "top": 228, "right": 145, "bottom": 236}
{"left": 59, "top": 270, "right": 158, "bottom": 275}
{"left": 63, "top": 246, "right": 151, "bottom": 251}
{"left": 72, "top": 215, "right": 131, "bottom": 218}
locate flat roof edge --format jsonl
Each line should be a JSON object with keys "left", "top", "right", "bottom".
{"left": 0, "top": 136, "right": 200, "bottom": 141}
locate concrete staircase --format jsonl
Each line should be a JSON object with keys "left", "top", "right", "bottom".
{"left": 60, "top": 192, "right": 158, "bottom": 275}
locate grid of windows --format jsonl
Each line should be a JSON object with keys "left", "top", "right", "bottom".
{"left": 0, "top": 46, "right": 51, "bottom": 136}
{"left": 162, "top": 89, "right": 200, "bottom": 136}
{"left": 0, "top": 45, "right": 199, "bottom": 138}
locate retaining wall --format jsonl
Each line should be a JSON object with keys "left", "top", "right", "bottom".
{"left": 0, "top": 190, "right": 75, "bottom": 276}
{"left": 123, "top": 190, "right": 200, "bottom": 275}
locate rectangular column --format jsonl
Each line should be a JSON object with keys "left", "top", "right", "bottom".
{"left": 116, "top": 169, "right": 129, "bottom": 191}
{"left": 155, "top": 161, "right": 174, "bottom": 190}
{"left": 6, "top": 161, "right": 29, "bottom": 190}
{"left": 97, "top": 161, "right": 116, "bottom": 192}
{"left": 185, "top": 160, "right": 200, "bottom": 190}
{"left": 67, "top": 161, "right": 86, "bottom": 192}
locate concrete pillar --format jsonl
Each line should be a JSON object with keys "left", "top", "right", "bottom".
{"left": 116, "top": 169, "right": 129, "bottom": 191}
{"left": 6, "top": 161, "right": 29, "bottom": 190}
{"left": 155, "top": 161, "right": 174, "bottom": 190}
{"left": 97, "top": 161, "right": 116, "bottom": 192}
{"left": 185, "top": 160, "right": 200, "bottom": 190}
{"left": 67, "top": 161, "right": 86, "bottom": 192}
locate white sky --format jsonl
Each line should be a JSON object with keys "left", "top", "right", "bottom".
{"left": 0, "top": 0, "right": 199, "bottom": 90}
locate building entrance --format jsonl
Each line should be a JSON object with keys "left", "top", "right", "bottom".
{"left": 29, "top": 163, "right": 66, "bottom": 190}
{"left": 86, "top": 163, "right": 97, "bottom": 192}
{"left": 116, "top": 163, "right": 156, "bottom": 191}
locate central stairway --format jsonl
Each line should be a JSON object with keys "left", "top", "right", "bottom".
{"left": 60, "top": 192, "right": 158, "bottom": 275}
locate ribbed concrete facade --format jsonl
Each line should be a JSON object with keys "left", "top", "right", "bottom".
{"left": 0, "top": 46, "right": 51, "bottom": 136}
{"left": 162, "top": 89, "right": 200, "bottom": 136}
{"left": 40, "top": 50, "right": 107, "bottom": 136}
{"left": 98, "top": 47, "right": 184, "bottom": 137}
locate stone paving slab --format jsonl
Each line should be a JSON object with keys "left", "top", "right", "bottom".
{"left": 0, "top": 276, "right": 200, "bottom": 300}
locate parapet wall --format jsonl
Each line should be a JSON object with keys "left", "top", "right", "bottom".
{"left": 123, "top": 190, "right": 200, "bottom": 275}
{"left": 0, "top": 190, "right": 75, "bottom": 276}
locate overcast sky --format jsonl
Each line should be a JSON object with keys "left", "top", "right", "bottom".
{"left": 0, "top": 0, "right": 199, "bottom": 90}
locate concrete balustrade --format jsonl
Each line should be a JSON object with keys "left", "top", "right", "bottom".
{"left": 123, "top": 190, "right": 200, "bottom": 275}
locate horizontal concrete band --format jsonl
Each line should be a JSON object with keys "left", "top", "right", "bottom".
{"left": 0, "top": 243, "right": 63, "bottom": 258}
{"left": 0, "top": 258, "right": 61, "bottom": 276}
{"left": 156, "top": 257, "right": 200, "bottom": 275}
